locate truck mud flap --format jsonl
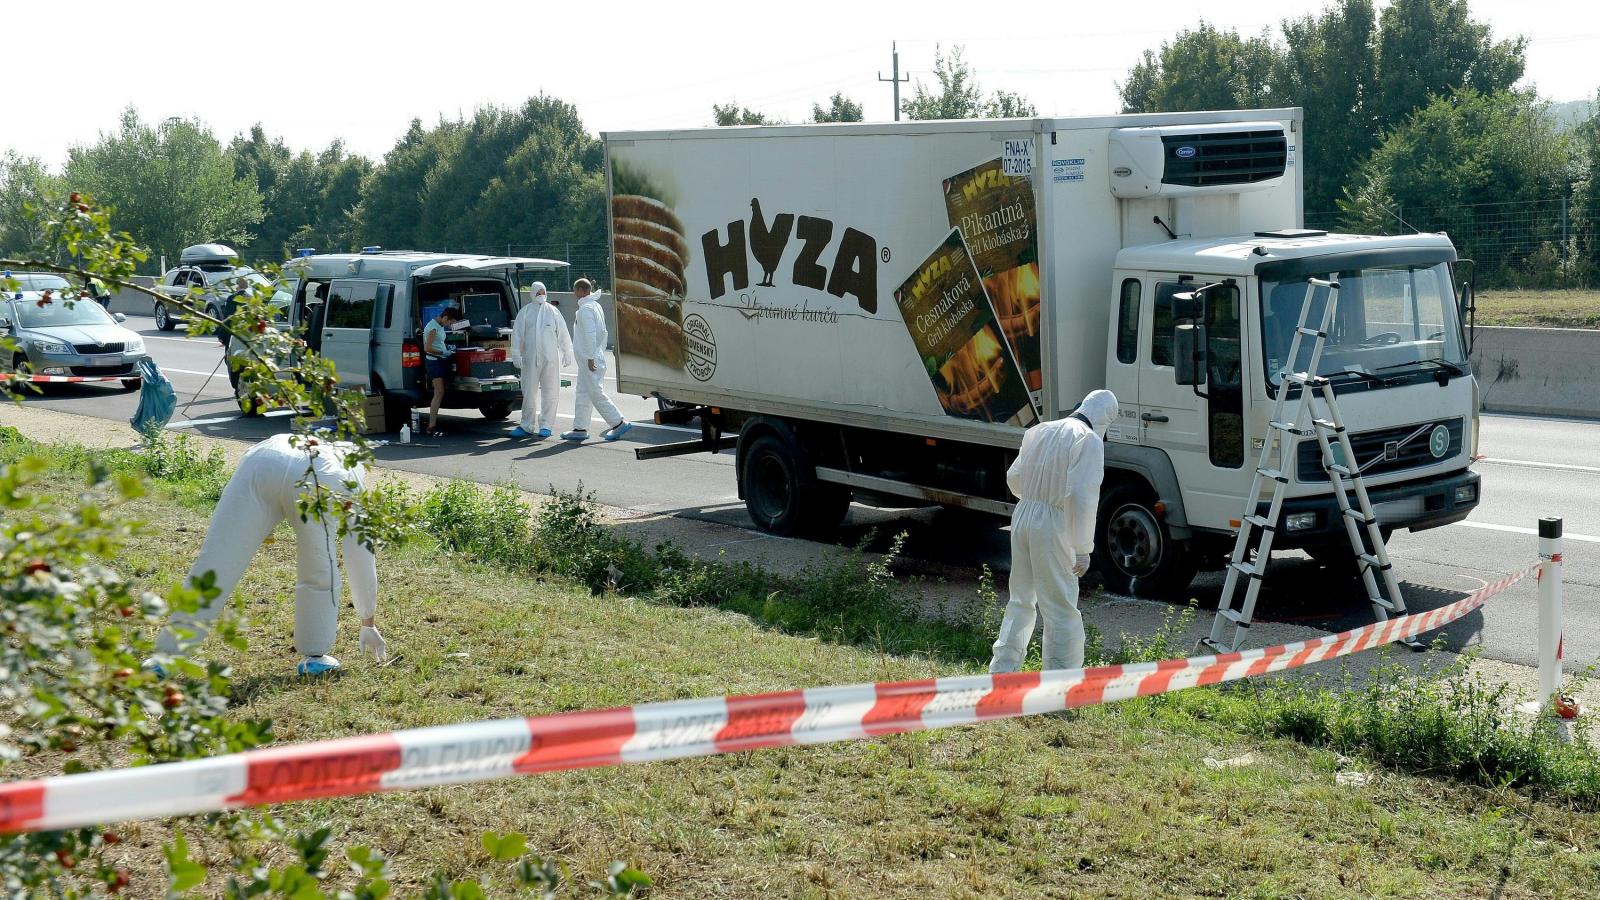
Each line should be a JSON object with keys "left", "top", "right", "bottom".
{"left": 813, "top": 466, "right": 1015, "bottom": 517}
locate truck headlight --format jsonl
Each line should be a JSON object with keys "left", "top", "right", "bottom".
{"left": 32, "top": 339, "right": 71, "bottom": 355}
{"left": 1285, "top": 511, "right": 1317, "bottom": 531}
{"left": 1454, "top": 484, "right": 1477, "bottom": 504}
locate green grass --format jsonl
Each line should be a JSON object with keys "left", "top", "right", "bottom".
{"left": 13, "top": 443, "right": 1600, "bottom": 898}
{"left": 1474, "top": 290, "right": 1600, "bottom": 328}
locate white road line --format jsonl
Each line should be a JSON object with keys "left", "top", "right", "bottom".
{"left": 1455, "top": 521, "right": 1600, "bottom": 543}
{"left": 162, "top": 366, "right": 227, "bottom": 378}
{"left": 142, "top": 335, "right": 207, "bottom": 344}
{"left": 1481, "top": 457, "right": 1600, "bottom": 475}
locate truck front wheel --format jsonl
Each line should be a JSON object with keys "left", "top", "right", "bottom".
{"left": 1094, "top": 482, "right": 1197, "bottom": 599}
{"left": 741, "top": 433, "right": 849, "bottom": 537}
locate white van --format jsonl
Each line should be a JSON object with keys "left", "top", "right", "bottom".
{"left": 228, "top": 250, "right": 567, "bottom": 424}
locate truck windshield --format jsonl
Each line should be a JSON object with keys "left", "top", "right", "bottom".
{"left": 1260, "top": 261, "right": 1465, "bottom": 386}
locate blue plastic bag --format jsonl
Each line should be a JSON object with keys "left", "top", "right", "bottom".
{"left": 129, "top": 358, "right": 176, "bottom": 434}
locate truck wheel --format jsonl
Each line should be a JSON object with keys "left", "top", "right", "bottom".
{"left": 154, "top": 303, "right": 175, "bottom": 332}
{"left": 1094, "top": 482, "right": 1197, "bottom": 599}
{"left": 479, "top": 400, "right": 513, "bottom": 421}
{"left": 741, "top": 433, "right": 849, "bottom": 536}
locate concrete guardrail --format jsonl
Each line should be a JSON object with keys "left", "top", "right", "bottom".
{"left": 1470, "top": 325, "right": 1600, "bottom": 420}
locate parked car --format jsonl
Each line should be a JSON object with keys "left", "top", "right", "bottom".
{"left": 222, "top": 250, "right": 566, "bottom": 422}
{"left": 154, "top": 243, "right": 266, "bottom": 333}
{"left": 1, "top": 273, "right": 149, "bottom": 390}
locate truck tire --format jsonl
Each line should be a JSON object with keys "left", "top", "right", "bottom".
{"left": 1094, "top": 481, "right": 1197, "bottom": 599}
{"left": 479, "top": 400, "right": 513, "bottom": 421}
{"left": 741, "top": 433, "right": 849, "bottom": 536}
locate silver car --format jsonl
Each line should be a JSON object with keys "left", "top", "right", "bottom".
{"left": 1, "top": 274, "right": 150, "bottom": 390}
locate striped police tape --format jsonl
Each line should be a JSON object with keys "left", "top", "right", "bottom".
{"left": 0, "top": 565, "right": 1534, "bottom": 834}
{"left": 24, "top": 374, "right": 129, "bottom": 384}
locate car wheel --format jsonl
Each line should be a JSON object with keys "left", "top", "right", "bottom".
{"left": 229, "top": 366, "right": 265, "bottom": 417}
{"left": 155, "top": 303, "right": 175, "bottom": 331}
{"left": 479, "top": 400, "right": 513, "bottom": 421}
{"left": 1093, "top": 482, "right": 1198, "bottom": 599}
{"left": 121, "top": 378, "right": 141, "bottom": 392}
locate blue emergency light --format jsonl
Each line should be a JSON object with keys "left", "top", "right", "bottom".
{"left": 295, "top": 248, "right": 316, "bottom": 258}
{"left": 360, "top": 246, "right": 383, "bottom": 254}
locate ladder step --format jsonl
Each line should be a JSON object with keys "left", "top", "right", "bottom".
{"left": 1342, "top": 508, "right": 1376, "bottom": 525}
{"left": 1217, "top": 609, "right": 1251, "bottom": 627}
{"left": 1357, "top": 553, "right": 1391, "bottom": 571}
{"left": 1296, "top": 327, "right": 1326, "bottom": 338}
{"left": 1327, "top": 463, "right": 1355, "bottom": 477}
{"left": 1269, "top": 420, "right": 1311, "bottom": 436}
{"left": 1200, "top": 637, "right": 1233, "bottom": 654}
{"left": 1312, "top": 418, "right": 1342, "bottom": 432}
{"left": 1256, "top": 467, "right": 1288, "bottom": 484}
{"left": 1369, "top": 596, "right": 1397, "bottom": 613}
{"left": 1243, "top": 514, "right": 1275, "bottom": 532}
{"left": 1229, "top": 561, "right": 1264, "bottom": 580}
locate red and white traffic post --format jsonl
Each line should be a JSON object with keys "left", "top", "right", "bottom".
{"left": 1529, "top": 517, "right": 1580, "bottom": 719}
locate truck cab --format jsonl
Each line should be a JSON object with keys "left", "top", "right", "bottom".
{"left": 1096, "top": 231, "right": 1480, "bottom": 594}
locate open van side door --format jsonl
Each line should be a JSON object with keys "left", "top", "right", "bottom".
{"left": 322, "top": 280, "right": 381, "bottom": 388}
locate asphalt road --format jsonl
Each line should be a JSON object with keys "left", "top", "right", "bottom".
{"left": 21, "top": 315, "right": 1599, "bottom": 673}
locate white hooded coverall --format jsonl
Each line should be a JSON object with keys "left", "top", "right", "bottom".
{"left": 155, "top": 434, "right": 378, "bottom": 659}
{"left": 989, "top": 390, "right": 1119, "bottom": 673}
{"left": 571, "top": 293, "right": 623, "bottom": 432}
{"left": 510, "top": 282, "right": 574, "bottom": 432}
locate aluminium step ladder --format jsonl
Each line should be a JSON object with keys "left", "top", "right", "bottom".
{"left": 1203, "top": 277, "right": 1415, "bottom": 654}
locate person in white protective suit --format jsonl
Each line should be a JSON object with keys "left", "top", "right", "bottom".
{"left": 152, "top": 434, "right": 388, "bottom": 676}
{"left": 508, "top": 280, "right": 574, "bottom": 439}
{"left": 988, "top": 389, "right": 1119, "bottom": 674}
{"left": 560, "top": 278, "right": 632, "bottom": 443}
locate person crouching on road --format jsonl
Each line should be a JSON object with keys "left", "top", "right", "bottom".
{"left": 509, "top": 280, "right": 573, "bottom": 440}
{"left": 561, "top": 278, "right": 631, "bottom": 443}
{"left": 988, "top": 390, "right": 1119, "bottom": 674}
{"left": 150, "top": 434, "right": 388, "bottom": 676}
{"left": 423, "top": 305, "right": 462, "bottom": 438}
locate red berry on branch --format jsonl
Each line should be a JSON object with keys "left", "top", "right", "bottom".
{"left": 162, "top": 690, "right": 184, "bottom": 708}
{"left": 112, "top": 667, "right": 134, "bottom": 679}
{"left": 68, "top": 192, "right": 81, "bottom": 204}
{"left": 54, "top": 849, "right": 75, "bottom": 869}
{"left": 24, "top": 559, "right": 50, "bottom": 575}
{"left": 102, "top": 832, "right": 122, "bottom": 845}
{"left": 110, "top": 868, "right": 131, "bottom": 892}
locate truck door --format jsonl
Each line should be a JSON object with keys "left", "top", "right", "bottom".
{"left": 321, "top": 279, "right": 379, "bottom": 388}
{"left": 1138, "top": 275, "right": 1247, "bottom": 524}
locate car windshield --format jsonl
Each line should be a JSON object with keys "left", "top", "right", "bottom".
{"left": 9, "top": 274, "right": 74, "bottom": 292}
{"left": 1260, "top": 261, "right": 1465, "bottom": 386}
{"left": 10, "top": 296, "right": 116, "bottom": 328}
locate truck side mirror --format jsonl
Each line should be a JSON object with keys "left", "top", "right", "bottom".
{"left": 1452, "top": 258, "right": 1477, "bottom": 353}
{"left": 1175, "top": 323, "right": 1206, "bottom": 386}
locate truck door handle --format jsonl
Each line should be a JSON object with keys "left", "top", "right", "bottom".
{"left": 1141, "top": 412, "right": 1169, "bottom": 423}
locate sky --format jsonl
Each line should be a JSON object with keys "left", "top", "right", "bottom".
{"left": 4, "top": 0, "right": 1596, "bottom": 165}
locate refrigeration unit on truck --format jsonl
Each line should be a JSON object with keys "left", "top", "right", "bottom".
{"left": 602, "top": 108, "right": 1481, "bottom": 598}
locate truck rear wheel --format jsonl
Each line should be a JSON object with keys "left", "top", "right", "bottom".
{"left": 479, "top": 400, "right": 513, "bottom": 421}
{"left": 741, "top": 433, "right": 849, "bottom": 536}
{"left": 1094, "top": 482, "right": 1197, "bottom": 599}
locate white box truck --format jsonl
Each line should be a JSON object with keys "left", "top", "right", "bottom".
{"left": 603, "top": 109, "right": 1481, "bottom": 597}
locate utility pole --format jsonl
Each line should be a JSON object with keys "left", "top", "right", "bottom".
{"left": 878, "top": 42, "right": 909, "bottom": 121}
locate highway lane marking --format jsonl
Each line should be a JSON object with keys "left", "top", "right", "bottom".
{"left": 1455, "top": 521, "right": 1600, "bottom": 543}
{"left": 1481, "top": 457, "right": 1600, "bottom": 475}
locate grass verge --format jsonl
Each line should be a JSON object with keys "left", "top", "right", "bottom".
{"left": 7, "top": 431, "right": 1600, "bottom": 897}
{"left": 1474, "top": 290, "right": 1600, "bottom": 329}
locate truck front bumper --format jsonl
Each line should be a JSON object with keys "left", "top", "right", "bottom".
{"left": 1261, "top": 468, "right": 1480, "bottom": 550}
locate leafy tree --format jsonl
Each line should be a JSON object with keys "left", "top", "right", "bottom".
{"left": 63, "top": 108, "right": 262, "bottom": 271}
{"left": 0, "top": 152, "right": 63, "bottom": 260}
{"left": 1372, "top": 0, "right": 1526, "bottom": 135}
{"left": 227, "top": 127, "right": 370, "bottom": 262}
{"left": 902, "top": 45, "right": 1037, "bottom": 121}
{"left": 1276, "top": 0, "right": 1380, "bottom": 214}
{"left": 1340, "top": 90, "right": 1575, "bottom": 282}
{"left": 1118, "top": 22, "right": 1278, "bottom": 114}
{"left": 352, "top": 118, "right": 461, "bottom": 251}
{"left": 712, "top": 103, "right": 773, "bottom": 126}
{"left": 811, "top": 93, "right": 865, "bottom": 123}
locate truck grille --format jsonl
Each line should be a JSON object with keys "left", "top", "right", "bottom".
{"left": 73, "top": 342, "right": 125, "bottom": 354}
{"left": 1161, "top": 130, "right": 1287, "bottom": 188}
{"left": 1297, "top": 418, "right": 1464, "bottom": 482}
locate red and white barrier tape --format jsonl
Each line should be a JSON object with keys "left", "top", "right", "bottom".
{"left": 24, "top": 374, "right": 128, "bottom": 384}
{"left": 0, "top": 565, "right": 1534, "bottom": 834}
